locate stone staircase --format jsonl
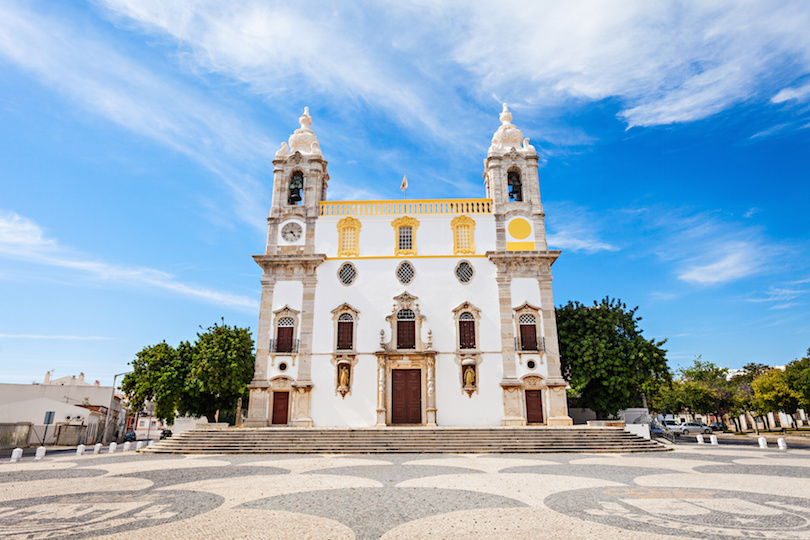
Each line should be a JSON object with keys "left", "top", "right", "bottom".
{"left": 144, "top": 426, "right": 667, "bottom": 454}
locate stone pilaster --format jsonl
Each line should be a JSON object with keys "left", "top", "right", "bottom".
{"left": 376, "top": 357, "right": 386, "bottom": 426}
{"left": 426, "top": 356, "right": 437, "bottom": 426}
{"left": 245, "top": 278, "right": 275, "bottom": 427}
{"left": 291, "top": 382, "right": 313, "bottom": 427}
{"left": 538, "top": 274, "right": 573, "bottom": 426}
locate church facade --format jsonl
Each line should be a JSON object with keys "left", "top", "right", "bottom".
{"left": 245, "top": 106, "right": 573, "bottom": 427}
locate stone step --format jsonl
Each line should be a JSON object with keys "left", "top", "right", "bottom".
{"left": 144, "top": 426, "right": 666, "bottom": 454}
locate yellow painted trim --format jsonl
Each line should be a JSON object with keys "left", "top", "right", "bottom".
{"left": 336, "top": 216, "right": 361, "bottom": 257}
{"left": 326, "top": 255, "right": 488, "bottom": 260}
{"left": 450, "top": 215, "right": 476, "bottom": 255}
{"left": 507, "top": 241, "right": 536, "bottom": 251}
{"left": 508, "top": 218, "right": 532, "bottom": 240}
{"left": 320, "top": 198, "right": 492, "bottom": 216}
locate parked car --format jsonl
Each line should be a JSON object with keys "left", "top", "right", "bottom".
{"left": 160, "top": 429, "right": 172, "bottom": 440}
{"left": 123, "top": 431, "right": 137, "bottom": 442}
{"left": 671, "top": 422, "right": 712, "bottom": 435}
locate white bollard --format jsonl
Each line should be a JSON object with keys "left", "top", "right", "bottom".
{"left": 135, "top": 441, "right": 144, "bottom": 451}
{"left": 147, "top": 440, "right": 154, "bottom": 446}
{"left": 123, "top": 441, "right": 131, "bottom": 452}
{"left": 76, "top": 444, "right": 85, "bottom": 456}
{"left": 696, "top": 434, "right": 704, "bottom": 444}
{"left": 778, "top": 438, "right": 788, "bottom": 450}
{"left": 108, "top": 442, "right": 117, "bottom": 453}
{"left": 94, "top": 443, "right": 102, "bottom": 454}
{"left": 710, "top": 434, "right": 718, "bottom": 445}
{"left": 758, "top": 437, "right": 768, "bottom": 448}
{"left": 35, "top": 446, "right": 46, "bottom": 460}
{"left": 10, "top": 448, "right": 23, "bottom": 463}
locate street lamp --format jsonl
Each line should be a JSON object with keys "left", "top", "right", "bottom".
{"left": 103, "top": 371, "right": 130, "bottom": 444}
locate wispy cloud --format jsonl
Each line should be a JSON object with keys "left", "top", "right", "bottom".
{"left": 772, "top": 81, "right": 810, "bottom": 103}
{"left": 744, "top": 207, "right": 760, "bottom": 218}
{"left": 0, "top": 334, "right": 112, "bottom": 340}
{"left": 546, "top": 202, "right": 619, "bottom": 253}
{"left": 0, "top": 3, "right": 276, "bottom": 230}
{"left": 0, "top": 210, "right": 258, "bottom": 311}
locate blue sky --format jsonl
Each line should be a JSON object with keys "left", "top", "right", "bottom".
{"left": 1, "top": 1, "right": 808, "bottom": 385}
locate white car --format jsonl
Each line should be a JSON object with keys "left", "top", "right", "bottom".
{"left": 671, "top": 422, "right": 712, "bottom": 436}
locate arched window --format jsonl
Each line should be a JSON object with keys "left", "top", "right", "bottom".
{"left": 508, "top": 170, "right": 522, "bottom": 202}
{"left": 276, "top": 317, "right": 295, "bottom": 352}
{"left": 288, "top": 171, "right": 304, "bottom": 205}
{"left": 518, "top": 314, "right": 537, "bottom": 350}
{"left": 337, "top": 313, "right": 354, "bottom": 350}
{"left": 458, "top": 312, "right": 476, "bottom": 349}
{"left": 397, "top": 309, "right": 416, "bottom": 349}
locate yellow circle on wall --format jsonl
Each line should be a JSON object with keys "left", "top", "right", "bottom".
{"left": 508, "top": 218, "right": 531, "bottom": 240}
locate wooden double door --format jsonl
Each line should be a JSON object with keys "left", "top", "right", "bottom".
{"left": 391, "top": 369, "right": 422, "bottom": 424}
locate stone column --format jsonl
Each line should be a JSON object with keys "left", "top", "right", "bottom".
{"left": 426, "top": 356, "right": 437, "bottom": 426}
{"left": 376, "top": 356, "right": 387, "bottom": 426}
{"left": 291, "top": 275, "right": 317, "bottom": 427}
{"left": 538, "top": 275, "right": 573, "bottom": 426}
{"left": 496, "top": 272, "right": 526, "bottom": 426}
{"left": 245, "top": 277, "right": 275, "bottom": 427}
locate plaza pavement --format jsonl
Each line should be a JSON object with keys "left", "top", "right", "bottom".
{"left": 2, "top": 444, "right": 810, "bottom": 539}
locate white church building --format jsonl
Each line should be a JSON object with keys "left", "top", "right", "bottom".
{"left": 245, "top": 105, "right": 573, "bottom": 428}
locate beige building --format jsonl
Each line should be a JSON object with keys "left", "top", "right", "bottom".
{"left": 246, "top": 105, "right": 572, "bottom": 428}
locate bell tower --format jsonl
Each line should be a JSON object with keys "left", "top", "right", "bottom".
{"left": 484, "top": 104, "right": 573, "bottom": 427}
{"left": 246, "top": 107, "right": 328, "bottom": 428}
{"left": 266, "top": 107, "right": 329, "bottom": 256}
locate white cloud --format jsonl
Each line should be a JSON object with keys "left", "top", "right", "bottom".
{"left": 0, "top": 334, "right": 112, "bottom": 340}
{"left": 0, "top": 3, "right": 276, "bottom": 230}
{"left": 743, "top": 207, "right": 760, "bottom": 218}
{"left": 0, "top": 210, "right": 257, "bottom": 311}
{"left": 677, "top": 242, "right": 761, "bottom": 284}
{"left": 772, "top": 81, "right": 810, "bottom": 103}
{"left": 545, "top": 202, "right": 619, "bottom": 253}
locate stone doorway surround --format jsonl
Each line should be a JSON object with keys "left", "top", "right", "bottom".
{"left": 375, "top": 352, "right": 437, "bottom": 426}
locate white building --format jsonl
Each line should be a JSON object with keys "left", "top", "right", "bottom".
{"left": 246, "top": 105, "right": 572, "bottom": 428}
{"left": 0, "top": 372, "right": 127, "bottom": 445}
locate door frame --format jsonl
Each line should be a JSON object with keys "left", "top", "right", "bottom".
{"left": 521, "top": 374, "right": 548, "bottom": 426}
{"left": 376, "top": 352, "right": 437, "bottom": 426}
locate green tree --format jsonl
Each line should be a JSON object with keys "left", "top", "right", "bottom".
{"left": 753, "top": 368, "right": 803, "bottom": 429}
{"left": 557, "top": 297, "right": 670, "bottom": 418}
{"left": 121, "top": 341, "right": 188, "bottom": 424}
{"left": 784, "top": 349, "right": 810, "bottom": 409}
{"left": 122, "top": 322, "right": 254, "bottom": 424}
{"left": 180, "top": 322, "right": 255, "bottom": 422}
{"left": 729, "top": 363, "right": 770, "bottom": 433}
{"left": 678, "top": 358, "right": 733, "bottom": 425}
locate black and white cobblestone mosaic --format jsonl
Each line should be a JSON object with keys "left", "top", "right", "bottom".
{"left": 1, "top": 447, "right": 809, "bottom": 539}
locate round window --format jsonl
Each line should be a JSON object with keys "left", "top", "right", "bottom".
{"left": 338, "top": 263, "right": 357, "bottom": 285}
{"left": 396, "top": 261, "right": 415, "bottom": 284}
{"left": 278, "top": 362, "right": 288, "bottom": 372}
{"left": 455, "top": 261, "right": 474, "bottom": 283}
{"left": 527, "top": 360, "right": 536, "bottom": 370}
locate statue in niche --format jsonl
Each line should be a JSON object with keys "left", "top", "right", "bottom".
{"left": 337, "top": 364, "right": 351, "bottom": 397}
{"left": 463, "top": 365, "right": 476, "bottom": 391}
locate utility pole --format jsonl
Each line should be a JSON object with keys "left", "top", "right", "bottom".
{"left": 103, "top": 371, "right": 130, "bottom": 444}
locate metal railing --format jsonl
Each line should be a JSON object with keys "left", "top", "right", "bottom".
{"left": 269, "top": 339, "right": 299, "bottom": 354}
{"left": 514, "top": 336, "right": 546, "bottom": 352}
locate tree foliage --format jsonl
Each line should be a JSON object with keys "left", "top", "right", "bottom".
{"left": 121, "top": 322, "right": 254, "bottom": 423}
{"left": 557, "top": 297, "right": 670, "bottom": 418}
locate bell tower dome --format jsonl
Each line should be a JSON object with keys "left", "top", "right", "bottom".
{"left": 483, "top": 104, "right": 547, "bottom": 251}
{"left": 266, "top": 107, "right": 329, "bottom": 255}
